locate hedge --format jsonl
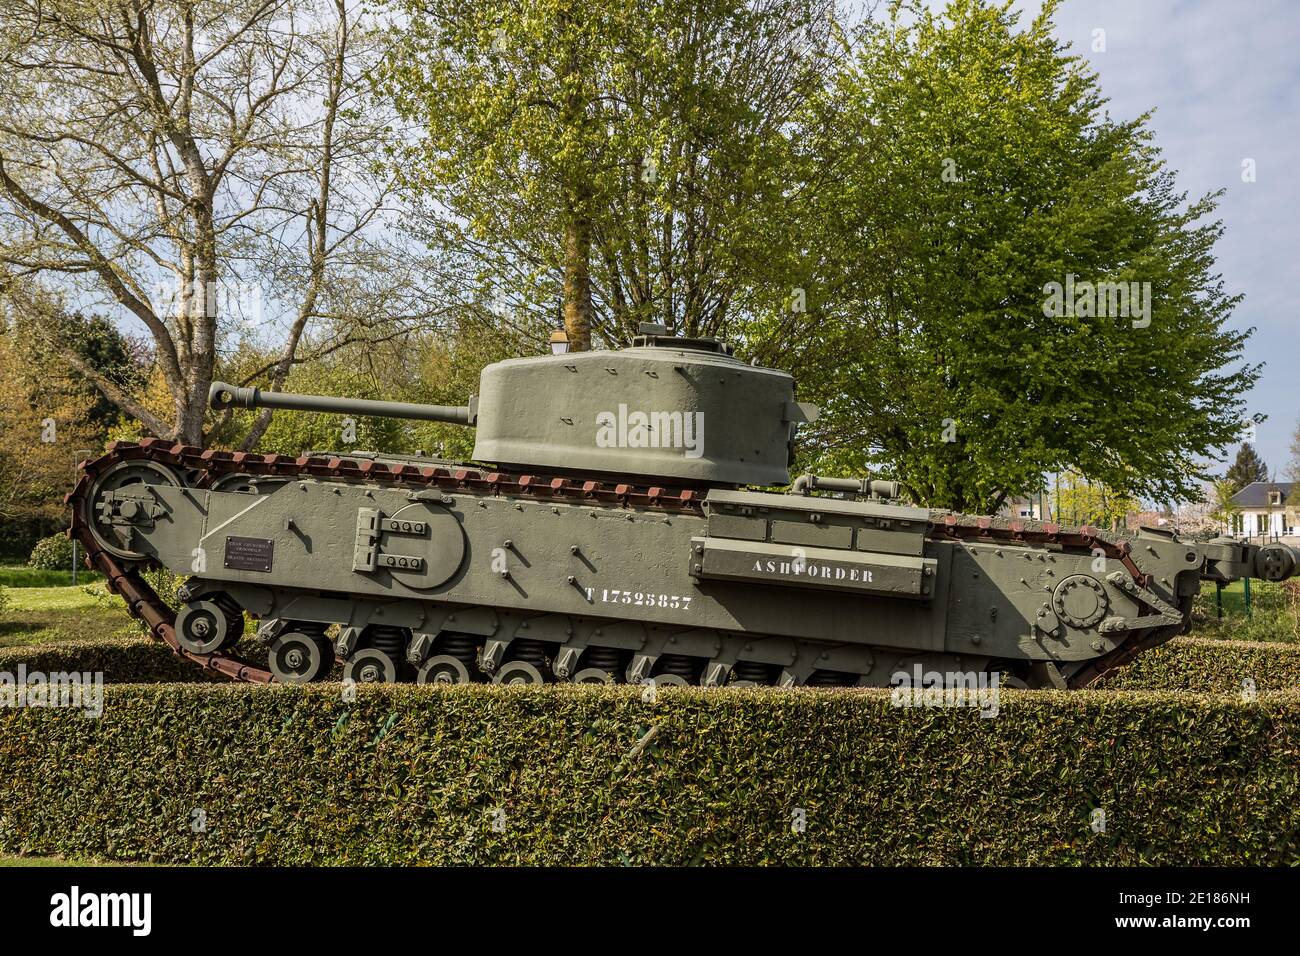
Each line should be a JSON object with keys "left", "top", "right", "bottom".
{"left": 1097, "top": 636, "right": 1300, "bottom": 694}
{"left": 0, "top": 637, "right": 225, "bottom": 684}
{"left": 1, "top": 683, "right": 1298, "bottom": 865}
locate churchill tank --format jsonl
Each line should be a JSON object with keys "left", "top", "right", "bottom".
{"left": 68, "top": 324, "right": 1299, "bottom": 689}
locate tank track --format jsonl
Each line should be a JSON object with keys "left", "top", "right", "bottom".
{"left": 67, "top": 439, "right": 1179, "bottom": 689}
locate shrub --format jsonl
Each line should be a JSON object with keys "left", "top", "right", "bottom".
{"left": 27, "top": 533, "right": 75, "bottom": 571}
{"left": 1096, "top": 636, "right": 1300, "bottom": 693}
{"left": 1, "top": 683, "right": 1298, "bottom": 866}
{"left": 0, "top": 636, "right": 224, "bottom": 683}
{"left": 123, "top": 568, "right": 187, "bottom": 637}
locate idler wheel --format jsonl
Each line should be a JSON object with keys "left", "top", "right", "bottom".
{"left": 175, "top": 599, "right": 242, "bottom": 655}
{"left": 571, "top": 667, "right": 616, "bottom": 684}
{"left": 417, "top": 655, "right": 473, "bottom": 685}
{"left": 269, "top": 631, "right": 335, "bottom": 683}
{"left": 344, "top": 648, "right": 401, "bottom": 684}
{"left": 85, "top": 460, "right": 183, "bottom": 561}
{"left": 492, "top": 661, "right": 548, "bottom": 685}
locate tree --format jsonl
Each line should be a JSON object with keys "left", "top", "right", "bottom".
{"left": 792, "top": 0, "right": 1260, "bottom": 511}
{"left": 0, "top": 308, "right": 135, "bottom": 553}
{"left": 1288, "top": 416, "right": 1300, "bottom": 483}
{"left": 10, "top": 298, "right": 147, "bottom": 430}
{"left": 378, "top": 0, "right": 836, "bottom": 351}
{"left": 1225, "top": 442, "right": 1268, "bottom": 494}
{"left": 1171, "top": 496, "right": 1220, "bottom": 538}
{"left": 1206, "top": 478, "right": 1240, "bottom": 533}
{"left": 0, "top": 0, "right": 444, "bottom": 446}
{"left": 1052, "top": 470, "right": 1137, "bottom": 530}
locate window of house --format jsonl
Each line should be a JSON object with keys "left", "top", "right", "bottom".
{"left": 1269, "top": 491, "right": 1282, "bottom": 506}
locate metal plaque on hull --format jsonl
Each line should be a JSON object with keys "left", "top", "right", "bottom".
{"left": 224, "top": 536, "right": 274, "bottom": 572}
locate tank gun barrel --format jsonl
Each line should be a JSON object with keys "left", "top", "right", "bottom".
{"left": 209, "top": 382, "right": 477, "bottom": 427}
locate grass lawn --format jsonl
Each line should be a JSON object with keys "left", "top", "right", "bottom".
{"left": 0, "top": 582, "right": 136, "bottom": 649}
{"left": 1190, "top": 579, "right": 1298, "bottom": 643}
{"left": 0, "top": 564, "right": 102, "bottom": 588}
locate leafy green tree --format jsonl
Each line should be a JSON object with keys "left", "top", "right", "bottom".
{"left": 1225, "top": 443, "right": 1268, "bottom": 493}
{"left": 1052, "top": 470, "right": 1137, "bottom": 530}
{"left": 398, "top": 318, "right": 529, "bottom": 461}
{"left": 1207, "top": 478, "right": 1241, "bottom": 532}
{"left": 13, "top": 306, "right": 145, "bottom": 430}
{"left": 794, "top": 0, "right": 1259, "bottom": 511}
{"left": 1288, "top": 417, "right": 1300, "bottom": 483}
{"left": 378, "top": 0, "right": 835, "bottom": 350}
{"left": 0, "top": 308, "right": 116, "bottom": 553}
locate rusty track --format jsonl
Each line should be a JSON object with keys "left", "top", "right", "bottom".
{"left": 67, "top": 439, "right": 1170, "bottom": 687}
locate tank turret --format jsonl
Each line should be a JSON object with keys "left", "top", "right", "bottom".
{"left": 211, "top": 324, "right": 819, "bottom": 487}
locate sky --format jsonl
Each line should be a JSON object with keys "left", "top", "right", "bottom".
{"left": 1017, "top": 0, "right": 1300, "bottom": 481}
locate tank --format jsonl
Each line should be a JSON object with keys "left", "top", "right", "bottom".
{"left": 69, "top": 324, "right": 1299, "bottom": 689}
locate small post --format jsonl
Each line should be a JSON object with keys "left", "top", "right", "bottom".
{"left": 1244, "top": 576, "right": 1252, "bottom": 617}
{"left": 71, "top": 448, "right": 94, "bottom": 586}
{"left": 1216, "top": 581, "right": 1223, "bottom": 620}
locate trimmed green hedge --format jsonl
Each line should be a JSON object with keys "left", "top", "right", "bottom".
{"left": 0, "top": 637, "right": 224, "bottom": 683}
{"left": 1, "top": 683, "right": 1298, "bottom": 865}
{"left": 1097, "top": 637, "right": 1300, "bottom": 694}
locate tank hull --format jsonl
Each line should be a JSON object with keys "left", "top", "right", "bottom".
{"left": 67, "top": 439, "right": 1267, "bottom": 690}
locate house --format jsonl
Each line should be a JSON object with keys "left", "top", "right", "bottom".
{"left": 1225, "top": 482, "right": 1296, "bottom": 540}
{"left": 999, "top": 496, "right": 1044, "bottom": 520}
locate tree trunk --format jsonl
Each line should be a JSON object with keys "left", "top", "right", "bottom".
{"left": 563, "top": 212, "right": 593, "bottom": 351}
